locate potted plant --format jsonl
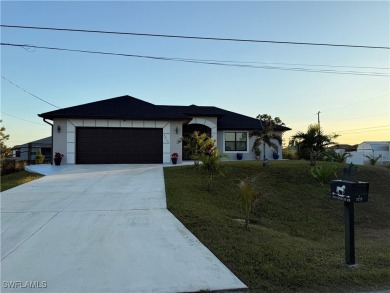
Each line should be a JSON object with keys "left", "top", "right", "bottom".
{"left": 255, "top": 149, "right": 261, "bottom": 160}
{"left": 54, "top": 152, "right": 64, "bottom": 166}
{"left": 171, "top": 152, "right": 179, "bottom": 165}
{"left": 272, "top": 149, "right": 279, "bottom": 160}
{"left": 253, "top": 148, "right": 261, "bottom": 160}
{"left": 236, "top": 153, "right": 243, "bottom": 160}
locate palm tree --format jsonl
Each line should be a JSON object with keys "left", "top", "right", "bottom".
{"left": 250, "top": 114, "right": 283, "bottom": 166}
{"left": 291, "top": 124, "right": 338, "bottom": 166}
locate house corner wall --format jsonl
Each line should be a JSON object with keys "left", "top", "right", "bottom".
{"left": 169, "top": 121, "right": 183, "bottom": 164}
{"left": 53, "top": 119, "right": 68, "bottom": 163}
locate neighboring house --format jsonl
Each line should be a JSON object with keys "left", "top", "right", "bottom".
{"left": 330, "top": 144, "right": 358, "bottom": 154}
{"left": 12, "top": 137, "right": 52, "bottom": 161}
{"left": 38, "top": 95, "right": 290, "bottom": 164}
{"left": 346, "top": 141, "right": 390, "bottom": 165}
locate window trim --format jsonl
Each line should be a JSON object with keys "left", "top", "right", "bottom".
{"left": 223, "top": 131, "right": 249, "bottom": 153}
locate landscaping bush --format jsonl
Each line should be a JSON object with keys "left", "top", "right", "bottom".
{"left": 309, "top": 165, "right": 338, "bottom": 185}
{"left": 1, "top": 159, "right": 27, "bottom": 175}
{"left": 35, "top": 152, "right": 45, "bottom": 164}
{"left": 282, "top": 146, "right": 298, "bottom": 160}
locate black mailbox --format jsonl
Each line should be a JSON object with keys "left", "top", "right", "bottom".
{"left": 331, "top": 180, "right": 369, "bottom": 203}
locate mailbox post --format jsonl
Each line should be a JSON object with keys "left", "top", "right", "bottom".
{"left": 344, "top": 201, "right": 355, "bottom": 264}
{"left": 330, "top": 180, "right": 369, "bottom": 265}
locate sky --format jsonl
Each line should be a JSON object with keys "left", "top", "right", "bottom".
{"left": 1, "top": 1, "right": 389, "bottom": 148}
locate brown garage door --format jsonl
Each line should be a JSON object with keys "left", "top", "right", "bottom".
{"left": 76, "top": 127, "right": 163, "bottom": 164}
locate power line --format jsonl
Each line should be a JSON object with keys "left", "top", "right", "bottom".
{"left": 2, "top": 24, "right": 389, "bottom": 50}
{"left": 240, "top": 61, "right": 389, "bottom": 71}
{"left": 339, "top": 128, "right": 390, "bottom": 134}
{"left": 179, "top": 59, "right": 389, "bottom": 70}
{"left": 2, "top": 43, "right": 389, "bottom": 77}
{"left": 1, "top": 76, "right": 60, "bottom": 108}
{"left": 336, "top": 125, "right": 390, "bottom": 133}
{"left": 320, "top": 94, "right": 389, "bottom": 114}
{"left": 323, "top": 113, "right": 388, "bottom": 122}
{"left": 1, "top": 111, "right": 46, "bottom": 125}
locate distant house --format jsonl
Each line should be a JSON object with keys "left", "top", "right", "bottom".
{"left": 38, "top": 95, "right": 290, "bottom": 164}
{"left": 331, "top": 144, "right": 358, "bottom": 154}
{"left": 12, "top": 137, "right": 52, "bottom": 162}
{"left": 346, "top": 141, "right": 390, "bottom": 165}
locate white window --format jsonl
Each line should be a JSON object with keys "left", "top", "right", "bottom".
{"left": 224, "top": 131, "right": 248, "bottom": 152}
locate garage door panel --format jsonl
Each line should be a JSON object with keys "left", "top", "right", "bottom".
{"left": 76, "top": 127, "right": 163, "bottom": 164}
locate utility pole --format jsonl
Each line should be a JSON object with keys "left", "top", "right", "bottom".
{"left": 317, "top": 111, "right": 321, "bottom": 128}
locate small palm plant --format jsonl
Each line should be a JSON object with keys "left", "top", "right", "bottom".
{"left": 199, "top": 147, "right": 226, "bottom": 191}
{"left": 364, "top": 154, "right": 382, "bottom": 166}
{"left": 237, "top": 176, "right": 261, "bottom": 230}
{"left": 309, "top": 165, "right": 338, "bottom": 185}
{"left": 325, "top": 150, "right": 351, "bottom": 163}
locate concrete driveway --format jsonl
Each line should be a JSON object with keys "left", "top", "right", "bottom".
{"left": 1, "top": 165, "right": 246, "bottom": 292}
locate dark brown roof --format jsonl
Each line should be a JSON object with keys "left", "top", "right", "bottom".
{"left": 160, "top": 105, "right": 291, "bottom": 131}
{"left": 39, "top": 95, "right": 189, "bottom": 120}
{"left": 13, "top": 136, "right": 51, "bottom": 149}
{"left": 38, "top": 95, "right": 291, "bottom": 131}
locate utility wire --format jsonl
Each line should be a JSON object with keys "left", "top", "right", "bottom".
{"left": 320, "top": 94, "right": 389, "bottom": 114}
{"left": 2, "top": 43, "right": 389, "bottom": 77}
{"left": 323, "top": 112, "right": 388, "bottom": 122}
{"left": 336, "top": 124, "right": 390, "bottom": 133}
{"left": 338, "top": 127, "right": 390, "bottom": 134}
{"left": 237, "top": 61, "right": 389, "bottom": 71}
{"left": 174, "top": 58, "right": 389, "bottom": 70}
{"left": 1, "top": 76, "right": 60, "bottom": 108}
{"left": 1, "top": 111, "right": 46, "bottom": 125}
{"left": 2, "top": 24, "right": 389, "bottom": 50}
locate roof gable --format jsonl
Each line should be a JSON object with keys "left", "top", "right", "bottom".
{"left": 39, "top": 95, "right": 188, "bottom": 120}
{"left": 13, "top": 136, "right": 51, "bottom": 149}
{"left": 160, "top": 105, "right": 291, "bottom": 131}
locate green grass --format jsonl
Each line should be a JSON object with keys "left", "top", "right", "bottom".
{"left": 164, "top": 160, "right": 390, "bottom": 293}
{"left": 1, "top": 170, "right": 43, "bottom": 192}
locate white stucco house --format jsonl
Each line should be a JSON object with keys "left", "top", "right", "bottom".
{"left": 346, "top": 141, "right": 390, "bottom": 165}
{"left": 38, "top": 95, "right": 290, "bottom": 164}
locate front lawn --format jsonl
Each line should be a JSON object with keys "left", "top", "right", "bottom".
{"left": 1, "top": 170, "right": 43, "bottom": 192}
{"left": 164, "top": 160, "right": 390, "bottom": 293}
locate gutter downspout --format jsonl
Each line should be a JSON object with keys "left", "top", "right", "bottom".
{"left": 43, "top": 119, "right": 53, "bottom": 165}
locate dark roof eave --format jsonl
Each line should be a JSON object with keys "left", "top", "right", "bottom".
{"left": 217, "top": 126, "right": 291, "bottom": 131}
{"left": 182, "top": 113, "right": 225, "bottom": 118}
{"left": 275, "top": 126, "right": 292, "bottom": 132}
{"left": 38, "top": 115, "right": 188, "bottom": 121}
{"left": 217, "top": 127, "right": 260, "bottom": 130}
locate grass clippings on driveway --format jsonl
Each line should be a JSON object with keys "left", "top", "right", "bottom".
{"left": 164, "top": 160, "right": 390, "bottom": 293}
{"left": 1, "top": 170, "right": 43, "bottom": 192}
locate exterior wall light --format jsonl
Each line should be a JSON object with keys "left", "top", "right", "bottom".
{"left": 175, "top": 127, "right": 179, "bottom": 134}
{"left": 57, "top": 125, "right": 61, "bottom": 133}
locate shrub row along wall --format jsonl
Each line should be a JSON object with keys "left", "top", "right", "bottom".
{"left": 1, "top": 159, "right": 27, "bottom": 175}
